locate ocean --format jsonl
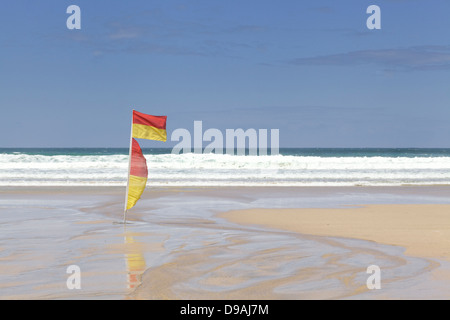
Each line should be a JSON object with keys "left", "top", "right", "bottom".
{"left": 1, "top": 148, "right": 450, "bottom": 187}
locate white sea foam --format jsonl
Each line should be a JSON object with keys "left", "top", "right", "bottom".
{"left": 1, "top": 153, "right": 450, "bottom": 186}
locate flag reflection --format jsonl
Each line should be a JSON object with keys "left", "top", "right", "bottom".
{"left": 124, "top": 229, "right": 146, "bottom": 290}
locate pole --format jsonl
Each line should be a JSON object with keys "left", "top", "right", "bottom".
{"left": 123, "top": 109, "right": 134, "bottom": 224}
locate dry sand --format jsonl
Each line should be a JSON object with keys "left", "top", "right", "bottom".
{"left": 220, "top": 204, "right": 450, "bottom": 261}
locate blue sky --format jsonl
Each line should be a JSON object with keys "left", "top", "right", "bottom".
{"left": 1, "top": 0, "right": 450, "bottom": 147}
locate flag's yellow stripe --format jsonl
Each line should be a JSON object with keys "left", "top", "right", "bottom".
{"left": 126, "top": 175, "right": 148, "bottom": 210}
{"left": 132, "top": 123, "right": 167, "bottom": 141}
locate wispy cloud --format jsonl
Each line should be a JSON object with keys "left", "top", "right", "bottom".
{"left": 64, "top": 9, "right": 268, "bottom": 60}
{"left": 108, "top": 26, "right": 143, "bottom": 40}
{"left": 288, "top": 45, "right": 450, "bottom": 71}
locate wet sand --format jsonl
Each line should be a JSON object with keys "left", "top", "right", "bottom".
{"left": 220, "top": 205, "right": 450, "bottom": 261}
{"left": 1, "top": 186, "right": 450, "bottom": 299}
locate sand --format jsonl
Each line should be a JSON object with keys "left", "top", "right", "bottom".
{"left": 1, "top": 186, "right": 450, "bottom": 299}
{"left": 220, "top": 204, "right": 450, "bottom": 261}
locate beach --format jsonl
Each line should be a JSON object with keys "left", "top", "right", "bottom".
{"left": 221, "top": 204, "right": 450, "bottom": 261}
{"left": 3, "top": 0, "right": 450, "bottom": 304}
{"left": 1, "top": 185, "right": 450, "bottom": 299}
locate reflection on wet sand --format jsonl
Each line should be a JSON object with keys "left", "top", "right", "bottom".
{"left": 124, "top": 228, "right": 146, "bottom": 290}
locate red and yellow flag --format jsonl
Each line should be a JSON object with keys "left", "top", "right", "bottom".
{"left": 132, "top": 110, "right": 167, "bottom": 142}
{"left": 125, "top": 110, "right": 167, "bottom": 215}
{"left": 126, "top": 138, "right": 148, "bottom": 210}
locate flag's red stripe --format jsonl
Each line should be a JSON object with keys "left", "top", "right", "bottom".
{"left": 129, "top": 138, "right": 148, "bottom": 178}
{"left": 133, "top": 110, "right": 167, "bottom": 130}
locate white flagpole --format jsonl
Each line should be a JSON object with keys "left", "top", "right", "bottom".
{"left": 123, "top": 109, "right": 134, "bottom": 224}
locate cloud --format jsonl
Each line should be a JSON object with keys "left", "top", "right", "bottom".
{"left": 108, "top": 26, "right": 142, "bottom": 40}
{"left": 65, "top": 15, "right": 267, "bottom": 60}
{"left": 288, "top": 45, "right": 450, "bottom": 71}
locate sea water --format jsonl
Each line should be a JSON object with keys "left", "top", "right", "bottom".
{"left": 1, "top": 148, "right": 450, "bottom": 187}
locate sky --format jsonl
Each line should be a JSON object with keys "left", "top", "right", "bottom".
{"left": 1, "top": 0, "right": 450, "bottom": 148}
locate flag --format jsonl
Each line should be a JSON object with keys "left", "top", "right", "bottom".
{"left": 126, "top": 138, "right": 148, "bottom": 210}
{"left": 132, "top": 110, "right": 167, "bottom": 142}
{"left": 124, "top": 110, "right": 167, "bottom": 220}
